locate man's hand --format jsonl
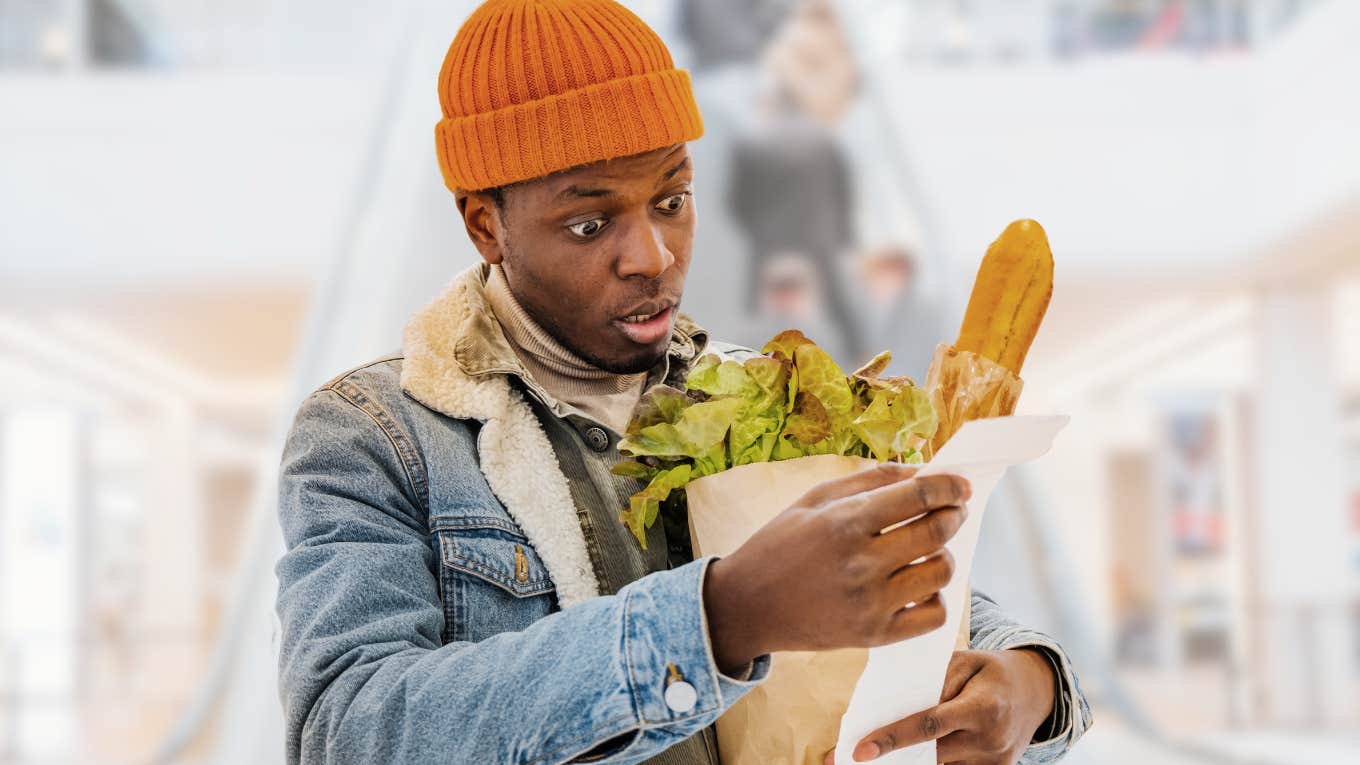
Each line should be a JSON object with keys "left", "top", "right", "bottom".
{"left": 824, "top": 648, "right": 1057, "bottom": 764}
{"left": 704, "top": 464, "right": 970, "bottom": 673}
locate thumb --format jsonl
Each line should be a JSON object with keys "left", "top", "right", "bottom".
{"left": 939, "top": 650, "right": 987, "bottom": 703}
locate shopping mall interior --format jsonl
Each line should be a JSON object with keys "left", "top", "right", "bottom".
{"left": 1, "top": 1, "right": 1357, "bottom": 763}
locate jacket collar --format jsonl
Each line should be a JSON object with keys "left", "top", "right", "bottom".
{"left": 399, "top": 263, "right": 707, "bottom": 607}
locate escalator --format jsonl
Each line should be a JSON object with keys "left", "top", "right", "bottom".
{"left": 139, "top": 2, "right": 1357, "bottom": 763}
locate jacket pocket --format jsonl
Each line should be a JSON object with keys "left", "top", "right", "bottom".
{"left": 433, "top": 522, "right": 558, "bottom": 643}
{"left": 439, "top": 525, "right": 556, "bottom": 597}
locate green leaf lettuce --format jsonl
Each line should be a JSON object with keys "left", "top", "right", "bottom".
{"left": 612, "top": 331, "right": 939, "bottom": 547}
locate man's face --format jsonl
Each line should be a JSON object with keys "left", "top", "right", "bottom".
{"left": 458, "top": 144, "right": 695, "bottom": 374}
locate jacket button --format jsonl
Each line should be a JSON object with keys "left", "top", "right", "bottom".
{"left": 664, "top": 679, "right": 697, "bottom": 713}
{"left": 583, "top": 426, "right": 610, "bottom": 452}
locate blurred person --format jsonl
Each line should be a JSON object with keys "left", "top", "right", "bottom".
{"left": 725, "top": 102, "right": 861, "bottom": 356}
{"left": 726, "top": 0, "right": 865, "bottom": 359}
{"left": 677, "top": 0, "right": 793, "bottom": 130}
{"left": 761, "top": 0, "right": 859, "bottom": 125}
{"left": 744, "top": 252, "right": 848, "bottom": 362}
{"left": 853, "top": 244, "right": 946, "bottom": 382}
{"left": 274, "top": 2, "right": 1091, "bottom": 764}
{"left": 679, "top": 0, "right": 793, "bottom": 71}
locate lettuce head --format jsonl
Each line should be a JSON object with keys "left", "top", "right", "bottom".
{"left": 613, "top": 331, "right": 938, "bottom": 547}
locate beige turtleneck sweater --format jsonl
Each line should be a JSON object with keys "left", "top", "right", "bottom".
{"left": 485, "top": 264, "right": 648, "bottom": 434}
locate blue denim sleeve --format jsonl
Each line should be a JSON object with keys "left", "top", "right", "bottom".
{"left": 968, "top": 590, "right": 1093, "bottom": 764}
{"left": 275, "top": 389, "right": 770, "bottom": 765}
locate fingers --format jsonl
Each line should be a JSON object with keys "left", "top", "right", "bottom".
{"left": 879, "top": 594, "right": 948, "bottom": 645}
{"left": 939, "top": 650, "right": 987, "bottom": 703}
{"left": 884, "top": 549, "right": 955, "bottom": 606}
{"left": 851, "top": 696, "right": 965, "bottom": 760}
{"left": 874, "top": 507, "right": 967, "bottom": 567}
{"left": 802, "top": 462, "right": 920, "bottom": 506}
{"left": 851, "top": 474, "right": 971, "bottom": 535}
{"left": 825, "top": 664, "right": 989, "bottom": 763}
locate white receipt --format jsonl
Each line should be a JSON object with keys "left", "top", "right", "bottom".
{"left": 833, "top": 415, "right": 1069, "bottom": 765}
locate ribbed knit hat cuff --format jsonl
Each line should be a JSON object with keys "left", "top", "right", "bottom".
{"left": 435, "top": 68, "right": 703, "bottom": 192}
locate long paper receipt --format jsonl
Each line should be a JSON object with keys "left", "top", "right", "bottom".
{"left": 832, "top": 414, "right": 1069, "bottom": 765}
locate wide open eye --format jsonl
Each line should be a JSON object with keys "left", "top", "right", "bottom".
{"left": 566, "top": 217, "right": 608, "bottom": 239}
{"left": 656, "top": 192, "right": 690, "bottom": 214}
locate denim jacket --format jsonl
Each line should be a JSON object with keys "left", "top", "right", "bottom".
{"left": 274, "top": 265, "right": 1091, "bottom": 764}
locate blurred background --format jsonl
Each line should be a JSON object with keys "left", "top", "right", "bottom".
{"left": 1, "top": 0, "right": 1358, "bottom": 763}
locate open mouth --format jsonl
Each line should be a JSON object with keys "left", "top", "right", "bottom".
{"left": 612, "top": 305, "right": 675, "bottom": 344}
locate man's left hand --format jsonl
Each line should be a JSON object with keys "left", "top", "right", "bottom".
{"left": 823, "top": 648, "right": 1056, "bottom": 764}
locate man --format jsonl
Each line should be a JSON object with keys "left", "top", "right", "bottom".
{"left": 274, "top": 2, "right": 1092, "bottom": 764}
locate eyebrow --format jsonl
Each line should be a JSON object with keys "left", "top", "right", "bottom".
{"left": 662, "top": 157, "right": 690, "bottom": 181}
{"left": 558, "top": 184, "right": 618, "bottom": 200}
{"left": 555, "top": 156, "right": 691, "bottom": 200}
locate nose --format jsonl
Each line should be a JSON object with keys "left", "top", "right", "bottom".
{"left": 616, "top": 218, "right": 674, "bottom": 279}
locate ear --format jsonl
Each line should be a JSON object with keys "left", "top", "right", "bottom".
{"left": 454, "top": 189, "right": 505, "bottom": 265}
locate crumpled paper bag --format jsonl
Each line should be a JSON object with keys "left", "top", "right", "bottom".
{"left": 686, "top": 416, "right": 1067, "bottom": 765}
{"left": 922, "top": 343, "right": 1024, "bottom": 461}
{"left": 712, "top": 648, "right": 868, "bottom": 765}
{"left": 687, "top": 454, "right": 878, "bottom": 765}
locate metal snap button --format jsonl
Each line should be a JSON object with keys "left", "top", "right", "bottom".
{"left": 664, "top": 663, "right": 697, "bottom": 713}
{"left": 584, "top": 426, "right": 610, "bottom": 452}
{"left": 663, "top": 675, "right": 696, "bottom": 713}
{"left": 664, "top": 679, "right": 697, "bottom": 713}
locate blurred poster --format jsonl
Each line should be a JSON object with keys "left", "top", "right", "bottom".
{"left": 1165, "top": 410, "right": 1225, "bottom": 557}
{"left": 1156, "top": 399, "right": 1239, "bottom": 665}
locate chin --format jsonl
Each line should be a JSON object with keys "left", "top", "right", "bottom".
{"left": 587, "top": 344, "right": 669, "bottom": 375}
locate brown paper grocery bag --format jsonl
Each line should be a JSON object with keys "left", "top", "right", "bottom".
{"left": 686, "top": 455, "right": 970, "bottom": 764}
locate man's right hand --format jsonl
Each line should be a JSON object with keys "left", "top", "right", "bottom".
{"left": 703, "top": 464, "right": 970, "bottom": 674}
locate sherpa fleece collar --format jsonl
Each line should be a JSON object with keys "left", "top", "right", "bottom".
{"left": 399, "top": 263, "right": 707, "bottom": 608}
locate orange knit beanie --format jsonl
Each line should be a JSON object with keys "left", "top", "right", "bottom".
{"left": 435, "top": 0, "right": 705, "bottom": 192}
